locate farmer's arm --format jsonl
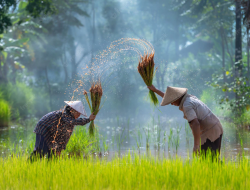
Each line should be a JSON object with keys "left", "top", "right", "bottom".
{"left": 183, "top": 102, "right": 200, "bottom": 153}
{"left": 147, "top": 85, "right": 164, "bottom": 98}
{"left": 189, "top": 118, "right": 201, "bottom": 153}
{"left": 61, "top": 113, "right": 96, "bottom": 125}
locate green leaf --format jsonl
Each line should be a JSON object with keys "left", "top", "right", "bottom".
{"left": 2, "top": 52, "right": 8, "bottom": 59}
{"left": 19, "top": 2, "right": 28, "bottom": 10}
{"left": 12, "top": 18, "right": 20, "bottom": 25}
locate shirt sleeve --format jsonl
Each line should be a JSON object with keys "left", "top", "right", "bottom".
{"left": 183, "top": 102, "right": 197, "bottom": 122}
{"left": 61, "top": 115, "right": 90, "bottom": 126}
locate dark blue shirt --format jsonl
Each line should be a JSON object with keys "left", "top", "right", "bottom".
{"left": 34, "top": 111, "right": 90, "bottom": 152}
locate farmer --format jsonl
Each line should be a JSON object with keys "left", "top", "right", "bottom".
{"left": 148, "top": 85, "right": 223, "bottom": 157}
{"left": 30, "top": 101, "right": 96, "bottom": 159}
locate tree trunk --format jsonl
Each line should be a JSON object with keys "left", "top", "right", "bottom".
{"left": 90, "top": 1, "right": 96, "bottom": 67}
{"left": 61, "top": 55, "right": 68, "bottom": 84}
{"left": 235, "top": 0, "right": 242, "bottom": 74}
{"left": 248, "top": 30, "right": 249, "bottom": 83}
{"left": 71, "top": 44, "right": 77, "bottom": 80}
{"left": 2, "top": 58, "right": 8, "bottom": 83}
{"left": 45, "top": 67, "right": 52, "bottom": 110}
{"left": 235, "top": 0, "right": 242, "bottom": 105}
{"left": 222, "top": 28, "right": 234, "bottom": 68}
{"left": 220, "top": 27, "right": 226, "bottom": 96}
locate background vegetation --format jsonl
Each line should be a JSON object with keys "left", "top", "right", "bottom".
{"left": 0, "top": 0, "right": 249, "bottom": 127}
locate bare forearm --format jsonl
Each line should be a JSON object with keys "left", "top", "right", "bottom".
{"left": 154, "top": 89, "right": 164, "bottom": 98}
{"left": 190, "top": 123, "right": 200, "bottom": 148}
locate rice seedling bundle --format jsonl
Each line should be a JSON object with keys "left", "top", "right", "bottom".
{"left": 84, "top": 81, "right": 103, "bottom": 136}
{"left": 138, "top": 53, "right": 158, "bottom": 106}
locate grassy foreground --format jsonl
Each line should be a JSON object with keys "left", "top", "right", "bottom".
{"left": 0, "top": 153, "right": 249, "bottom": 190}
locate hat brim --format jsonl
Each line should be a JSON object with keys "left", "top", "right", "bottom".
{"left": 160, "top": 88, "right": 187, "bottom": 106}
{"left": 64, "top": 101, "right": 88, "bottom": 117}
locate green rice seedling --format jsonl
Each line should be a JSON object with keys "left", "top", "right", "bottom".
{"left": 135, "top": 125, "right": 142, "bottom": 155}
{"left": 167, "top": 128, "right": 173, "bottom": 153}
{"left": 127, "top": 118, "right": 130, "bottom": 143}
{"left": 102, "top": 135, "right": 109, "bottom": 153}
{"left": 0, "top": 99, "right": 11, "bottom": 127}
{"left": 64, "top": 127, "right": 98, "bottom": 157}
{"left": 157, "top": 116, "right": 161, "bottom": 152}
{"left": 115, "top": 125, "right": 126, "bottom": 157}
{"left": 173, "top": 125, "right": 182, "bottom": 154}
{"left": 163, "top": 130, "right": 167, "bottom": 154}
{"left": 83, "top": 81, "right": 103, "bottom": 136}
{"left": 137, "top": 53, "right": 159, "bottom": 106}
{"left": 2, "top": 153, "right": 250, "bottom": 189}
{"left": 143, "top": 125, "right": 151, "bottom": 153}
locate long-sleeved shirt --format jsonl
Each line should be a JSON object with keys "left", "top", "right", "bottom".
{"left": 34, "top": 111, "right": 90, "bottom": 152}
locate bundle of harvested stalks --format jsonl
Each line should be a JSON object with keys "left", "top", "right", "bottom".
{"left": 84, "top": 81, "right": 103, "bottom": 136}
{"left": 138, "top": 53, "right": 159, "bottom": 106}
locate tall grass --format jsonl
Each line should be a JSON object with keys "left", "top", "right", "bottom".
{"left": 0, "top": 99, "right": 11, "bottom": 127}
{"left": 1, "top": 153, "right": 250, "bottom": 189}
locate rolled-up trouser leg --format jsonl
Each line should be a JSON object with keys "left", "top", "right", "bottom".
{"left": 200, "top": 134, "right": 223, "bottom": 158}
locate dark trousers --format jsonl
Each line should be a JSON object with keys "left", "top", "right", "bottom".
{"left": 201, "top": 134, "right": 223, "bottom": 158}
{"left": 29, "top": 134, "right": 54, "bottom": 161}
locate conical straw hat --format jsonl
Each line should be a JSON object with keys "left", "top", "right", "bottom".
{"left": 64, "top": 101, "right": 87, "bottom": 117}
{"left": 160, "top": 86, "right": 188, "bottom": 106}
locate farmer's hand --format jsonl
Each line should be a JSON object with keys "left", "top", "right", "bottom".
{"left": 147, "top": 85, "right": 157, "bottom": 92}
{"left": 89, "top": 113, "right": 96, "bottom": 121}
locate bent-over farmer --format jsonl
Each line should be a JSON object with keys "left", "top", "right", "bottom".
{"left": 30, "top": 101, "right": 96, "bottom": 159}
{"left": 148, "top": 85, "right": 223, "bottom": 157}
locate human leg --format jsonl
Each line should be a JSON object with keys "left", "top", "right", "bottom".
{"left": 200, "top": 134, "right": 223, "bottom": 159}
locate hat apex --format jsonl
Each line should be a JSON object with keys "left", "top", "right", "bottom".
{"left": 160, "top": 86, "right": 187, "bottom": 106}
{"left": 64, "top": 101, "right": 87, "bottom": 117}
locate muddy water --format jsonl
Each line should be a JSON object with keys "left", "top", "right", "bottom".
{"left": 0, "top": 118, "right": 249, "bottom": 160}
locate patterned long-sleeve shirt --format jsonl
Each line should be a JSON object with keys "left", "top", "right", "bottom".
{"left": 34, "top": 111, "right": 90, "bottom": 152}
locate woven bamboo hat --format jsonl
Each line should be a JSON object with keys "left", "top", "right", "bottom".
{"left": 160, "top": 86, "right": 188, "bottom": 106}
{"left": 64, "top": 101, "right": 87, "bottom": 117}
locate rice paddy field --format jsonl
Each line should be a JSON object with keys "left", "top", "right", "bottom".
{"left": 0, "top": 153, "right": 250, "bottom": 190}
{"left": 1, "top": 118, "right": 250, "bottom": 189}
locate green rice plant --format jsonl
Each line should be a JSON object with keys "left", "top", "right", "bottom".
{"left": 127, "top": 118, "right": 130, "bottom": 143}
{"left": 64, "top": 127, "right": 98, "bottom": 157}
{"left": 163, "top": 130, "right": 167, "bottom": 154}
{"left": 143, "top": 125, "right": 151, "bottom": 153}
{"left": 1, "top": 153, "right": 250, "bottom": 189}
{"left": 102, "top": 135, "right": 109, "bottom": 153}
{"left": 0, "top": 99, "right": 11, "bottom": 127}
{"left": 137, "top": 53, "right": 159, "bottom": 106}
{"left": 167, "top": 128, "right": 173, "bottom": 152}
{"left": 115, "top": 118, "right": 125, "bottom": 156}
{"left": 173, "top": 125, "right": 182, "bottom": 154}
{"left": 135, "top": 125, "right": 142, "bottom": 155}
{"left": 156, "top": 116, "right": 161, "bottom": 152}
